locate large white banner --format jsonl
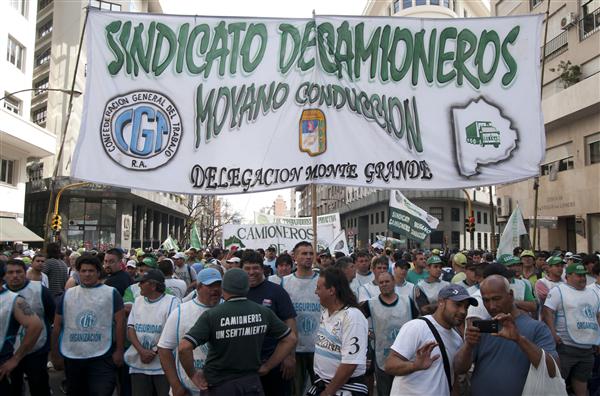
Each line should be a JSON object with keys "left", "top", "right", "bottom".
{"left": 254, "top": 212, "right": 341, "bottom": 238}
{"left": 72, "top": 10, "right": 545, "bottom": 194}
{"left": 223, "top": 223, "right": 334, "bottom": 253}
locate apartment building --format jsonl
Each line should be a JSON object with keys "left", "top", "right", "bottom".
{"left": 493, "top": 0, "right": 599, "bottom": 252}
{"left": 297, "top": 0, "right": 496, "bottom": 251}
{"left": 1, "top": 0, "right": 55, "bottom": 245}
{"left": 24, "top": 0, "right": 192, "bottom": 250}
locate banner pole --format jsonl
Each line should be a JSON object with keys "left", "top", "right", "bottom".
{"left": 311, "top": 184, "right": 318, "bottom": 264}
{"left": 532, "top": 0, "right": 552, "bottom": 250}
{"left": 489, "top": 186, "right": 496, "bottom": 251}
{"left": 43, "top": 6, "right": 89, "bottom": 248}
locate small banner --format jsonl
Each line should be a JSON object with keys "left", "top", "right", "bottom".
{"left": 388, "top": 190, "right": 439, "bottom": 242}
{"left": 497, "top": 205, "right": 528, "bottom": 256}
{"left": 161, "top": 235, "right": 179, "bottom": 251}
{"left": 190, "top": 223, "right": 202, "bottom": 249}
{"left": 71, "top": 10, "right": 545, "bottom": 194}
{"left": 328, "top": 230, "right": 350, "bottom": 256}
{"left": 254, "top": 212, "right": 341, "bottom": 237}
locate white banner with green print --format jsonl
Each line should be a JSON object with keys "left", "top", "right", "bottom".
{"left": 72, "top": 10, "right": 545, "bottom": 194}
{"left": 388, "top": 190, "right": 439, "bottom": 243}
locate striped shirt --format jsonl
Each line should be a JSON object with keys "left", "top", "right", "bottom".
{"left": 42, "top": 258, "right": 68, "bottom": 297}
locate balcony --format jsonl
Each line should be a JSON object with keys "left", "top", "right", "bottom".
{"left": 580, "top": 7, "right": 600, "bottom": 40}
{"left": 542, "top": 31, "right": 568, "bottom": 61}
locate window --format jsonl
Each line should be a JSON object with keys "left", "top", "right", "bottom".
{"left": 451, "top": 231, "right": 460, "bottom": 247}
{"left": 541, "top": 143, "right": 574, "bottom": 175}
{"left": 403, "top": 0, "right": 412, "bottom": 9}
{"left": 35, "top": 48, "right": 51, "bottom": 66}
{"left": 32, "top": 106, "right": 47, "bottom": 126}
{"left": 443, "top": 0, "right": 449, "bottom": 7}
{"left": 586, "top": 133, "right": 600, "bottom": 165}
{"left": 370, "top": 213, "right": 374, "bottom": 225}
{"left": 430, "top": 231, "right": 443, "bottom": 245}
{"left": 476, "top": 232, "right": 482, "bottom": 249}
{"left": 27, "top": 163, "right": 43, "bottom": 182}
{"left": 38, "top": 0, "right": 52, "bottom": 11}
{"left": 531, "top": 0, "right": 544, "bottom": 8}
{"left": 463, "top": 9, "right": 468, "bottom": 17}
{"left": 34, "top": 78, "right": 49, "bottom": 95}
{"left": 431, "top": 0, "right": 440, "bottom": 5}
{"left": 416, "top": 0, "right": 426, "bottom": 5}
{"left": 429, "top": 207, "right": 444, "bottom": 221}
{"left": 484, "top": 233, "right": 488, "bottom": 250}
{"left": 90, "top": 0, "right": 122, "bottom": 11}
{"left": 38, "top": 20, "right": 53, "bottom": 39}
{"left": 10, "top": 0, "right": 27, "bottom": 16}
{"left": 451, "top": 207, "right": 460, "bottom": 222}
{"left": 483, "top": 212, "right": 488, "bottom": 225}
{"left": 370, "top": 233, "right": 374, "bottom": 243}
{"left": 375, "top": 212, "right": 379, "bottom": 224}
{"left": 581, "top": 0, "right": 600, "bottom": 39}
{"left": 3, "top": 95, "right": 21, "bottom": 115}
{"left": 393, "top": 0, "right": 400, "bottom": 13}
{"left": 6, "top": 36, "right": 25, "bottom": 71}
{"left": 0, "top": 158, "right": 15, "bottom": 184}
{"left": 67, "top": 197, "right": 117, "bottom": 248}
{"left": 476, "top": 211, "right": 481, "bottom": 224}
{"left": 381, "top": 210, "right": 385, "bottom": 224}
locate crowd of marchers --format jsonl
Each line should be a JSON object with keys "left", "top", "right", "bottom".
{"left": 1, "top": 243, "right": 599, "bottom": 396}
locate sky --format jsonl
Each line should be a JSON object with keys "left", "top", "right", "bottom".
{"left": 162, "top": 0, "right": 367, "bottom": 222}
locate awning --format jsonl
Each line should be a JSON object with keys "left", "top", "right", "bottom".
{"left": 0, "top": 218, "right": 43, "bottom": 242}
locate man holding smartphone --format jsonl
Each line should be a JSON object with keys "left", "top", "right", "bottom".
{"left": 454, "top": 275, "right": 558, "bottom": 396}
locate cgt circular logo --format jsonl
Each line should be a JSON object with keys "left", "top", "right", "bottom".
{"left": 100, "top": 91, "right": 182, "bottom": 170}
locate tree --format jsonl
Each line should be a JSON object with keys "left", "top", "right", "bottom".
{"left": 180, "top": 196, "right": 241, "bottom": 249}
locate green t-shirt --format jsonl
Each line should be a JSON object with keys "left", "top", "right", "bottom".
{"left": 184, "top": 297, "right": 291, "bottom": 385}
{"left": 407, "top": 269, "right": 429, "bottom": 285}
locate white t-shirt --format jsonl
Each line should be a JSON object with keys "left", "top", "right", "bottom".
{"left": 390, "top": 315, "right": 463, "bottom": 396}
{"left": 26, "top": 269, "right": 49, "bottom": 288}
{"left": 268, "top": 274, "right": 283, "bottom": 285}
{"left": 174, "top": 264, "right": 197, "bottom": 288}
{"left": 165, "top": 278, "right": 187, "bottom": 300}
{"left": 314, "top": 306, "right": 368, "bottom": 380}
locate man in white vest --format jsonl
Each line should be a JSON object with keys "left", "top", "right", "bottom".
{"left": 361, "top": 272, "right": 417, "bottom": 396}
{"left": 268, "top": 254, "right": 293, "bottom": 286}
{"left": 3, "top": 259, "right": 55, "bottom": 396}
{"left": 543, "top": 262, "right": 600, "bottom": 396}
{"left": 497, "top": 254, "right": 537, "bottom": 315}
{"left": 50, "top": 255, "right": 126, "bottom": 396}
{"left": 283, "top": 241, "right": 320, "bottom": 396}
{"left": 125, "top": 269, "right": 180, "bottom": 396}
{"left": 535, "top": 256, "right": 564, "bottom": 307}
{"left": 350, "top": 251, "right": 373, "bottom": 297}
{"left": 158, "top": 268, "right": 222, "bottom": 396}
{"left": 416, "top": 256, "right": 449, "bottom": 314}
{"left": 358, "top": 257, "right": 389, "bottom": 302}
{"left": 0, "top": 262, "right": 43, "bottom": 394}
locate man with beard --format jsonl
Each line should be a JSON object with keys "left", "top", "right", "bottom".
{"left": 384, "top": 284, "right": 477, "bottom": 396}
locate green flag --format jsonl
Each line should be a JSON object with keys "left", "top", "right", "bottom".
{"left": 161, "top": 235, "right": 179, "bottom": 251}
{"left": 190, "top": 223, "right": 202, "bottom": 249}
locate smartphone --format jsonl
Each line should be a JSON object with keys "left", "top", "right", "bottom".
{"left": 472, "top": 319, "right": 500, "bottom": 333}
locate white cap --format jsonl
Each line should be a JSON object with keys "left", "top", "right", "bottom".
{"left": 226, "top": 257, "right": 241, "bottom": 263}
{"left": 173, "top": 252, "right": 186, "bottom": 260}
{"left": 126, "top": 260, "right": 137, "bottom": 268}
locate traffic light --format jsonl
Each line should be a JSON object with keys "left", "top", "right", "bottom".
{"left": 51, "top": 214, "right": 62, "bottom": 231}
{"left": 465, "top": 216, "right": 476, "bottom": 233}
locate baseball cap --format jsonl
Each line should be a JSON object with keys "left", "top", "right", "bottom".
{"left": 427, "top": 255, "right": 442, "bottom": 265}
{"left": 497, "top": 254, "right": 521, "bottom": 266}
{"left": 226, "top": 257, "right": 241, "bottom": 264}
{"left": 197, "top": 268, "right": 222, "bottom": 285}
{"left": 126, "top": 260, "right": 137, "bottom": 268}
{"left": 546, "top": 256, "right": 564, "bottom": 266}
{"left": 222, "top": 268, "right": 249, "bottom": 296}
{"left": 565, "top": 252, "right": 574, "bottom": 259}
{"left": 566, "top": 263, "right": 587, "bottom": 275}
{"left": 453, "top": 253, "right": 467, "bottom": 266}
{"left": 520, "top": 250, "right": 535, "bottom": 258}
{"left": 173, "top": 252, "right": 186, "bottom": 260}
{"left": 438, "top": 284, "right": 478, "bottom": 306}
{"left": 431, "top": 248, "right": 441, "bottom": 256}
{"left": 140, "top": 269, "right": 165, "bottom": 284}
{"left": 570, "top": 254, "right": 582, "bottom": 263}
{"left": 141, "top": 257, "right": 158, "bottom": 268}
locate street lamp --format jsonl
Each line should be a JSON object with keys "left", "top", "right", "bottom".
{"left": 0, "top": 88, "right": 82, "bottom": 102}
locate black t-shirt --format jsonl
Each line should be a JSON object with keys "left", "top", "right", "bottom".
{"left": 104, "top": 270, "right": 133, "bottom": 296}
{"left": 247, "top": 279, "right": 296, "bottom": 360}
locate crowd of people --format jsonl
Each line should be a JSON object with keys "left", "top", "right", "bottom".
{"left": 0, "top": 242, "right": 599, "bottom": 396}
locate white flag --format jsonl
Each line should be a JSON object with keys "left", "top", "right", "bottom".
{"left": 328, "top": 230, "right": 350, "bottom": 256}
{"left": 497, "top": 206, "right": 528, "bottom": 256}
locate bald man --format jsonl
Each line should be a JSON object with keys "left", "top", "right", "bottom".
{"left": 454, "top": 275, "right": 560, "bottom": 396}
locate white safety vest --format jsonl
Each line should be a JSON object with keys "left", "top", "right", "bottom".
{"left": 510, "top": 279, "right": 527, "bottom": 301}
{"left": 395, "top": 281, "right": 415, "bottom": 300}
{"left": 0, "top": 289, "right": 19, "bottom": 352}
{"left": 369, "top": 294, "right": 412, "bottom": 368}
{"left": 268, "top": 274, "right": 283, "bottom": 286}
{"left": 556, "top": 284, "right": 600, "bottom": 346}
{"left": 174, "top": 299, "right": 211, "bottom": 393}
{"left": 359, "top": 282, "right": 381, "bottom": 302}
{"left": 417, "top": 279, "right": 449, "bottom": 304}
{"left": 13, "top": 281, "right": 46, "bottom": 354}
{"left": 60, "top": 284, "right": 115, "bottom": 359}
{"left": 124, "top": 294, "right": 179, "bottom": 373}
{"left": 283, "top": 273, "right": 321, "bottom": 353}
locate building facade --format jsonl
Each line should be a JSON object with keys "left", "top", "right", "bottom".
{"left": 1, "top": 0, "right": 55, "bottom": 244}
{"left": 23, "top": 0, "right": 192, "bottom": 250}
{"left": 295, "top": 0, "right": 496, "bottom": 251}
{"left": 494, "top": 0, "right": 600, "bottom": 252}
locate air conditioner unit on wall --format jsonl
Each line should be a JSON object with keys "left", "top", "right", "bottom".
{"left": 496, "top": 196, "right": 512, "bottom": 217}
{"left": 561, "top": 13, "right": 578, "bottom": 29}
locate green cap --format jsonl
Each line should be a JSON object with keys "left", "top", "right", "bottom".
{"left": 431, "top": 248, "right": 441, "bottom": 256}
{"left": 453, "top": 253, "right": 467, "bottom": 266}
{"left": 141, "top": 257, "right": 158, "bottom": 268}
{"left": 546, "top": 256, "right": 564, "bottom": 266}
{"left": 497, "top": 254, "right": 521, "bottom": 266}
{"left": 427, "top": 256, "right": 443, "bottom": 265}
{"left": 22, "top": 257, "right": 31, "bottom": 265}
{"left": 520, "top": 250, "right": 535, "bottom": 258}
{"left": 566, "top": 263, "right": 587, "bottom": 275}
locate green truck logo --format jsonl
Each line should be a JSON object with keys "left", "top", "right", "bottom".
{"left": 466, "top": 121, "right": 500, "bottom": 148}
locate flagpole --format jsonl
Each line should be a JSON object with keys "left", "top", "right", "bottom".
{"left": 533, "top": 0, "right": 552, "bottom": 251}
{"left": 311, "top": 184, "right": 318, "bottom": 264}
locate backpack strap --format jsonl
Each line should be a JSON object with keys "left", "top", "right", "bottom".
{"left": 418, "top": 317, "right": 452, "bottom": 392}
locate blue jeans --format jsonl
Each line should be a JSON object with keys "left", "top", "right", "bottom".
{"left": 64, "top": 355, "right": 117, "bottom": 396}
